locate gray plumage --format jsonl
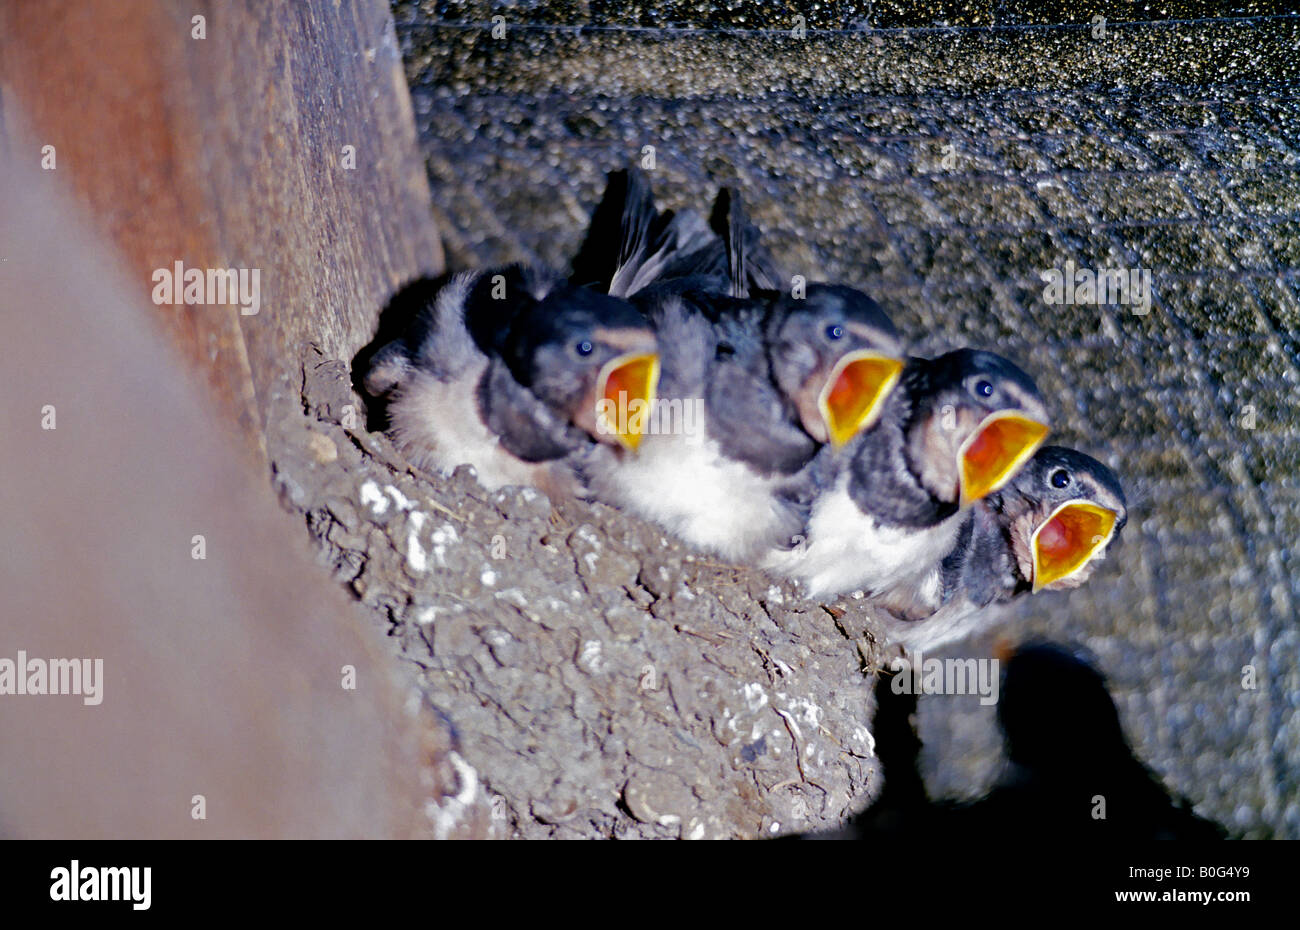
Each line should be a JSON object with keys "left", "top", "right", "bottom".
{"left": 763, "top": 349, "right": 1049, "bottom": 598}
{"left": 572, "top": 167, "right": 903, "bottom": 560}
{"left": 881, "top": 445, "right": 1128, "bottom": 652}
{"left": 364, "top": 266, "right": 655, "bottom": 497}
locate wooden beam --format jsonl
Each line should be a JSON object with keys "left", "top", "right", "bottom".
{"left": 0, "top": 0, "right": 443, "bottom": 453}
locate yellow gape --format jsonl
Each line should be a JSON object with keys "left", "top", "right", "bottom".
{"left": 958, "top": 410, "right": 1050, "bottom": 507}
{"left": 819, "top": 350, "right": 905, "bottom": 448}
{"left": 1031, "top": 500, "right": 1120, "bottom": 592}
{"left": 596, "top": 352, "right": 661, "bottom": 451}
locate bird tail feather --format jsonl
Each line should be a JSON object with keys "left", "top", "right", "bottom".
{"left": 710, "top": 186, "right": 784, "bottom": 298}
{"left": 571, "top": 167, "right": 720, "bottom": 298}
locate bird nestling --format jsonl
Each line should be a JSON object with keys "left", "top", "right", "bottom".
{"left": 363, "top": 264, "right": 660, "bottom": 498}
{"left": 763, "top": 348, "right": 1051, "bottom": 598}
{"left": 879, "top": 445, "right": 1128, "bottom": 653}
{"left": 572, "top": 168, "right": 906, "bottom": 560}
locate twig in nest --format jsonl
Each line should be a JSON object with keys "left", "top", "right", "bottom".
{"left": 675, "top": 624, "right": 732, "bottom": 646}
{"left": 423, "top": 496, "right": 465, "bottom": 523}
{"left": 773, "top": 707, "right": 807, "bottom": 783}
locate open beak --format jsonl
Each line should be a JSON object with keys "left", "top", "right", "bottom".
{"left": 594, "top": 352, "right": 660, "bottom": 451}
{"left": 819, "top": 351, "right": 905, "bottom": 448}
{"left": 1031, "top": 500, "right": 1119, "bottom": 592}
{"left": 958, "top": 411, "right": 1049, "bottom": 507}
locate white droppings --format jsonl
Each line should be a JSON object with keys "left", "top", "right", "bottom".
{"left": 494, "top": 588, "right": 528, "bottom": 608}
{"left": 583, "top": 552, "right": 599, "bottom": 573}
{"left": 853, "top": 726, "right": 876, "bottom": 755}
{"left": 449, "top": 752, "right": 478, "bottom": 805}
{"left": 386, "top": 485, "right": 415, "bottom": 511}
{"left": 481, "top": 568, "right": 497, "bottom": 586}
{"left": 765, "top": 586, "right": 785, "bottom": 604}
{"left": 426, "top": 751, "right": 481, "bottom": 841}
{"left": 578, "top": 640, "right": 604, "bottom": 673}
{"left": 741, "top": 682, "right": 769, "bottom": 713}
{"left": 774, "top": 707, "right": 803, "bottom": 742}
{"left": 360, "top": 480, "right": 388, "bottom": 515}
{"left": 769, "top": 822, "right": 781, "bottom": 833}
{"left": 415, "top": 606, "right": 437, "bottom": 625}
{"left": 687, "top": 822, "right": 706, "bottom": 840}
{"left": 786, "top": 697, "right": 824, "bottom": 729}
{"left": 406, "top": 511, "right": 428, "bottom": 573}
{"left": 430, "top": 523, "right": 460, "bottom": 546}
{"left": 430, "top": 522, "right": 459, "bottom": 568}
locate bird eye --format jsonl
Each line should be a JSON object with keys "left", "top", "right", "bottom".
{"left": 825, "top": 324, "right": 845, "bottom": 341}
{"left": 974, "top": 379, "right": 994, "bottom": 398}
{"left": 575, "top": 340, "right": 594, "bottom": 357}
{"left": 1050, "top": 468, "right": 1071, "bottom": 489}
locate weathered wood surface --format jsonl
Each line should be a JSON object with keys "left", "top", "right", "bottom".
{"left": 0, "top": 1, "right": 482, "bottom": 838}
{"left": 0, "top": 0, "right": 443, "bottom": 453}
{"left": 0, "top": 158, "right": 481, "bottom": 837}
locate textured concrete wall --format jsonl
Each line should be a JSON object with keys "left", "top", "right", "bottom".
{"left": 391, "top": 3, "right": 1300, "bottom": 837}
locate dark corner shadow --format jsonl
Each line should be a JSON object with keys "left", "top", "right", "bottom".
{"left": 350, "top": 272, "right": 456, "bottom": 433}
{"left": 792, "top": 640, "right": 1228, "bottom": 842}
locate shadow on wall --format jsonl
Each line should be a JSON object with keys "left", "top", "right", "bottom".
{"left": 799, "top": 641, "right": 1227, "bottom": 842}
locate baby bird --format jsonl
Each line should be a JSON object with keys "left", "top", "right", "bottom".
{"left": 572, "top": 168, "right": 905, "bottom": 560}
{"left": 880, "top": 445, "right": 1128, "bottom": 652}
{"left": 364, "top": 264, "right": 659, "bottom": 498}
{"left": 763, "top": 348, "right": 1051, "bottom": 598}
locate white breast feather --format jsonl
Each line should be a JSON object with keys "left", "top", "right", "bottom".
{"left": 763, "top": 473, "right": 962, "bottom": 597}
{"left": 887, "top": 599, "right": 1008, "bottom": 654}
{"left": 597, "top": 431, "right": 795, "bottom": 561}
{"left": 388, "top": 363, "right": 541, "bottom": 491}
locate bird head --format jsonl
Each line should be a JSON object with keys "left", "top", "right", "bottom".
{"left": 906, "top": 349, "right": 1050, "bottom": 508}
{"left": 502, "top": 285, "right": 659, "bottom": 452}
{"left": 1000, "top": 445, "right": 1127, "bottom": 592}
{"left": 767, "top": 284, "right": 905, "bottom": 448}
